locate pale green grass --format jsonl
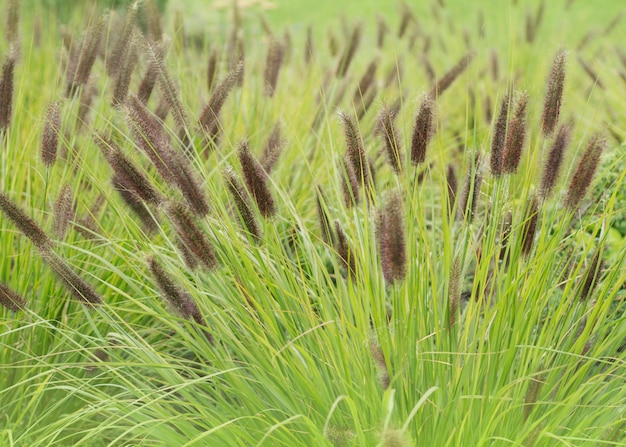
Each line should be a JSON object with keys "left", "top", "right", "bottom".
{"left": 1, "top": 0, "right": 625, "bottom": 446}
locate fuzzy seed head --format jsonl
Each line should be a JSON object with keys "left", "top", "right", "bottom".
{"left": 53, "top": 184, "right": 74, "bottom": 239}
{"left": 0, "top": 192, "right": 51, "bottom": 250}
{"left": 41, "top": 101, "right": 62, "bottom": 167}
{"left": 539, "top": 125, "right": 571, "bottom": 198}
{"left": 166, "top": 202, "right": 217, "bottom": 270}
{"left": 490, "top": 91, "right": 510, "bottom": 176}
{"left": 376, "top": 104, "right": 403, "bottom": 174}
{"left": 224, "top": 167, "right": 262, "bottom": 242}
{"left": 521, "top": 195, "right": 539, "bottom": 257}
{"left": 411, "top": 94, "right": 434, "bottom": 165}
{"left": 541, "top": 49, "right": 567, "bottom": 137}
{"left": 238, "top": 141, "right": 276, "bottom": 217}
{"left": 502, "top": 92, "right": 529, "bottom": 174}
{"left": 377, "top": 192, "right": 406, "bottom": 284}
{"left": 565, "top": 134, "right": 605, "bottom": 211}
{"left": 0, "top": 282, "right": 26, "bottom": 312}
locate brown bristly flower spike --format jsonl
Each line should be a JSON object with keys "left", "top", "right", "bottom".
{"left": 353, "top": 57, "right": 379, "bottom": 105}
{"left": 5, "top": 0, "right": 20, "bottom": 46}
{"left": 238, "top": 141, "right": 276, "bottom": 217}
{"left": 370, "top": 339, "right": 390, "bottom": 389}
{"left": 124, "top": 94, "right": 175, "bottom": 181}
{"left": 376, "top": 104, "right": 403, "bottom": 174}
{"left": 1, "top": 282, "right": 26, "bottom": 312}
{"left": 0, "top": 192, "right": 51, "bottom": 250}
{"left": 147, "top": 256, "right": 213, "bottom": 344}
{"left": 577, "top": 55, "right": 605, "bottom": 90}
{"left": 41, "top": 251, "right": 103, "bottom": 305}
{"left": 502, "top": 92, "right": 529, "bottom": 174}
{"left": 66, "top": 18, "right": 104, "bottom": 97}
{"left": 166, "top": 202, "right": 217, "bottom": 270}
{"left": 490, "top": 91, "right": 510, "bottom": 176}
{"left": 411, "top": 94, "right": 434, "bottom": 165}
{"left": 106, "top": 2, "right": 137, "bottom": 77}
{"left": 263, "top": 37, "right": 285, "bottom": 97}
{"left": 564, "top": 134, "right": 605, "bottom": 211}
{"left": 335, "top": 22, "right": 362, "bottom": 78}
{"left": 376, "top": 15, "right": 388, "bottom": 48}
{"left": 41, "top": 101, "right": 62, "bottom": 167}
{"left": 539, "top": 125, "right": 571, "bottom": 198}
{"left": 398, "top": 1, "right": 415, "bottom": 38}
{"left": 112, "top": 37, "right": 138, "bottom": 106}
{"left": 457, "top": 154, "right": 483, "bottom": 222}
{"left": 224, "top": 167, "right": 261, "bottom": 242}
{"left": 260, "top": 122, "right": 284, "bottom": 174}
{"left": 147, "top": 42, "right": 188, "bottom": 131}
{"left": 520, "top": 195, "right": 539, "bottom": 257}
{"left": 577, "top": 249, "right": 604, "bottom": 302}
{"left": 206, "top": 47, "right": 218, "bottom": 91}
{"left": 0, "top": 47, "right": 16, "bottom": 133}
{"left": 137, "top": 45, "right": 162, "bottom": 104}
{"left": 111, "top": 176, "right": 158, "bottom": 233}
{"left": 93, "top": 133, "right": 161, "bottom": 205}
{"left": 377, "top": 192, "right": 406, "bottom": 284}
{"left": 339, "top": 111, "right": 371, "bottom": 188}
{"left": 334, "top": 221, "right": 356, "bottom": 278}
{"left": 143, "top": 0, "right": 163, "bottom": 41}
{"left": 54, "top": 184, "right": 74, "bottom": 239}
{"left": 304, "top": 25, "right": 315, "bottom": 63}
{"left": 541, "top": 49, "right": 567, "bottom": 137}
{"left": 198, "top": 61, "right": 243, "bottom": 142}
{"left": 446, "top": 164, "right": 457, "bottom": 215}
{"left": 430, "top": 52, "right": 474, "bottom": 98}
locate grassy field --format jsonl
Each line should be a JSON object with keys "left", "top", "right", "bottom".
{"left": 1, "top": 0, "right": 625, "bottom": 446}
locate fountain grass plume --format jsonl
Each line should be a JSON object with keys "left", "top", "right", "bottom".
{"left": 41, "top": 101, "right": 62, "bottom": 167}
{"left": 411, "top": 94, "right": 435, "bottom": 165}
{"left": 237, "top": 140, "right": 276, "bottom": 218}
{"left": 564, "top": 134, "right": 605, "bottom": 211}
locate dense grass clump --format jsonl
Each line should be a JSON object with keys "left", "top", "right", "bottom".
{"left": 1, "top": 0, "right": 625, "bottom": 446}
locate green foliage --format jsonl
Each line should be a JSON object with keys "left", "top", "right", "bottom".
{"left": 1, "top": 0, "right": 625, "bottom": 446}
